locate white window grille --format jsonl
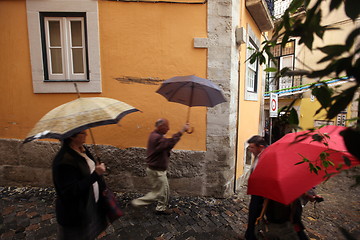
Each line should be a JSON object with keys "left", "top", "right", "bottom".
{"left": 26, "top": 0, "right": 101, "bottom": 93}
{"left": 279, "top": 55, "right": 294, "bottom": 89}
{"left": 246, "top": 41, "right": 258, "bottom": 93}
{"left": 44, "top": 17, "right": 87, "bottom": 81}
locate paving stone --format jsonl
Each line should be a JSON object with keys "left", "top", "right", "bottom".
{"left": 25, "top": 223, "right": 40, "bottom": 231}
{"left": 0, "top": 172, "right": 359, "bottom": 240}
{"left": 2, "top": 206, "right": 16, "bottom": 216}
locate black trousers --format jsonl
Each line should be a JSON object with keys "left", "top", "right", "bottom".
{"left": 245, "top": 195, "right": 264, "bottom": 240}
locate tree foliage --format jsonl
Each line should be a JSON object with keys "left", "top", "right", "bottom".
{"left": 252, "top": 0, "right": 360, "bottom": 160}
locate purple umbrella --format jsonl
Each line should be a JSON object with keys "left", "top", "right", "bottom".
{"left": 156, "top": 75, "right": 226, "bottom": 131}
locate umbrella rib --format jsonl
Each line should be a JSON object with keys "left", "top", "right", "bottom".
{"left": 167, "top": 81, "right": 194, "bottom": 106}
{"left": 205, "top": 87, "right": 215, "bottom": 107}
{"left": 194, "top": 84, "right": 215, "bottom": 107}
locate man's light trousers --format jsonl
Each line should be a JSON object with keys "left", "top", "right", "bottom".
{"left": 131, "top": 167, "right": 169, "bottom": 211}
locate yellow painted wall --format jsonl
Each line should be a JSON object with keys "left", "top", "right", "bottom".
{"left": 299, "top": 97, "right": 352, "bottom": 130}
{"left": 296, "top": 2, "right": 356, "bottom": 84}
{"left": 235, "top": 4, "right": 264, "bottom": 179}
{"left": 0, "top": 0, "right": 207, "bottom": 150}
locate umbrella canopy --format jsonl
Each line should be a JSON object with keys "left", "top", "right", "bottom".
{"left": 248, "top": 125, "right": 359, "bottom": 205}
{"left": 24, "top": 97, "right": 139, "bottom": 143}
{"left": 156, "top": 75, "right": 226, "bottom": 108}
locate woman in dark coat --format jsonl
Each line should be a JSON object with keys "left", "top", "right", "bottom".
{"left": 52, "top": 130, "right": 108, "bottom": 240}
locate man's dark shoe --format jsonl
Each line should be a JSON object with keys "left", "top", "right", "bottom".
{"left": 155, "top": 209, "right": 172, "bottom": 215}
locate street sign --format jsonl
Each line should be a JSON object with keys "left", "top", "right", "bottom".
{"left": 270, "top": 93, "right": 278, "bottom": 118}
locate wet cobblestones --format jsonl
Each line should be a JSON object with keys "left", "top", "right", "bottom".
{"left": 0, "top": 172, "right": 359, "bottom": 240}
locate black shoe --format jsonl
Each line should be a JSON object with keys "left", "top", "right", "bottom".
{"left": 155, "top": 209, "right": 172, "bottom": 215}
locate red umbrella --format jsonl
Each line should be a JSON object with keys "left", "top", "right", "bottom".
{"left": 247, "top": 125, "right": 359, "bottom": 205}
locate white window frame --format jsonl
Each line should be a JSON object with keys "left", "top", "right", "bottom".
{"left": 245, "top": 25, "right": 260, "bottom": 101}
{"left": 246, "top": 41, "right": 258, "bottom": 92}
{"left": 26, "top": 0, "right": 101, "bottom": 93}
{"left": 268, "top": 58, "right": 278, "bottom": 92}
{"left": 44, "top": 16, "right": 87, "bottom": 81}
{"left": 279, "top": 55, "right": 294, "bottom": 89}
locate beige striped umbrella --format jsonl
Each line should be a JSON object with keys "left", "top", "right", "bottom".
{"left": 24, "top": 97, "right": 140, "bottom": 143}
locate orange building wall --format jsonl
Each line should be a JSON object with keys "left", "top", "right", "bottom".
{"left": 235, "top": 5, "right": 263, "bottom": 180}
{"left": 0, "top": 0, "right": 207, "bottom": 151}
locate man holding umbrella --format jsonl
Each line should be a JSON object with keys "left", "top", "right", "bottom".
{"left": 244, "top": 135, "right": 267, "bottom": 240}
{"left": 132, "top": 118, "right": 190, "bottom": 215}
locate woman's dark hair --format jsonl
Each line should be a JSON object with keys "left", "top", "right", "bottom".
{"left": 61, "top": 132, "right": 81, "bottom": 146}
{"left": 247, "top": 135, "right": 267, "bottom": 147}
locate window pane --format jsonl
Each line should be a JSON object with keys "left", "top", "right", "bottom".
{"left": 247, "top": 47, "right": 257, "bottom": 70}
{"left": 49, "top": 21, "right": 61, "bottom": 46}
{"left": 281, "top": 55, "right": 293, "bottom": 69}
{"left": 282, "top": 41, "right": 294, "bottom": 55}
{"left": 72, "top": 48, "right": 84, "bottom": 73}
{"left": 50, "top": 48, "right": 63, "bottom": 74}
{"left": 71, "top": 21, "right": 82, "bottom": 47}
{"left": 279, "top": 76, "right": 292, "bottom": 89}
{"left": 271, "top": 44, "right": 281, "bottom": 57}
{"left": 247, "top": 69, "right": 256, "bottom": 91}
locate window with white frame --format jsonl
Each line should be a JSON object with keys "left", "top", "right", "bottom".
{"left": 245, "top": 25, "right": 260, "bottom": 101}
{"left": 41, "top": 13, "right": 88, "bottom": 81}
{"left": 246, "top": 41, "right": 258, "bottom": 93}
{"left": 26, "top": 0, "right": 101, "bottom": 93}
{"left": 268, "top": 40, "right": 295, "bottom": 91}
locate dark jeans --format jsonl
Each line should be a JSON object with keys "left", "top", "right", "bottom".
{"left": 245, "top": 195, "right": 264, "bottom": 240}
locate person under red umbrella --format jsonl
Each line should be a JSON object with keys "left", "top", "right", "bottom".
{"left": 244, "top": 135, "right": 267, "bottom": 240}
{"left": 248, "top": 125, "right": 359, "bottom": 205}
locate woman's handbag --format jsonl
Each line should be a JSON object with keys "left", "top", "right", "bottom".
{"left": 254, "top": 199, "right": 299, "bottom": 240}
{"left": 101, "top": 187, "right": 123, "bottom": 223}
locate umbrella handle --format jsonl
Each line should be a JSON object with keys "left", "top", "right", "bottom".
{"left": 186, "top": 127, "right": 194, "bottom": 134}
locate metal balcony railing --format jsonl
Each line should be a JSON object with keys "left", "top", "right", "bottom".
{"left": 265, "top": 75, "right": 302, "bottom": 97}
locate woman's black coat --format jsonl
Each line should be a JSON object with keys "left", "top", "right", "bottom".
{"left": 52, "top": 144, "right": 106, "bottom": 227}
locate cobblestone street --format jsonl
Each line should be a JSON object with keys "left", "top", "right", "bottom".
{"left": 1, "top": 171, "right": 359, "bottom": 240}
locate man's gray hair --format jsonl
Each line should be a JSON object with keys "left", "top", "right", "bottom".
{"left": 155, "top": 119, "right": 166, "bottom": 127}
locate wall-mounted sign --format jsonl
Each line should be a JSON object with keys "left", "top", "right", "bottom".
{"left": 314, "top": 120, "right": 334, "bottom": 127}
{"left": 270, "top": 93, "right": 278, "bottom": 118}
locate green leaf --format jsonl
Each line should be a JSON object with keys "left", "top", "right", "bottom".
{"left": 343, "top": 156, "right": 351, "bottom": 166}
{"left": 304, "top": 34, "right": 314, "bottom": 50}
{"left": 312, "top": 134, "right": 324, "bottom": 142}
{"left": 309, "top": 163, "right": 319, "bottom": 174}
{"left": 322, "top": 159, "right": 329, "bottom": 167}
{"left": 295, "top": 160, "right": 305, "bottom": 165}
{"left": 288, "top": 108, "right": 299, "bottom": 125}
{"left": 318, "top": 54, "right": 335, "bottom": 64}
{"left": 320, "top": 152, "right": 330, "bottom": 161}
{"left": 264, "top": 67, "right": 277, "bottom": 72}
{"left": 330, "top": 0, "right": 342, "bottom": 11}
{"left": 317, "top": 45, "right": 348, "bottom": 55}
{"left": 345, "top": 27, "right": 360, "bottom": 47}
{"left": 260, "top": 54, "right": 266, "bottom": 65}
{"left": 344, "top": 0, "right": 360, "bottom": 20}
{"left": 336, "top": 163, "right": 343, "bottom": 171}
{"left": 335, "top": 57, "right": 353, "bottom": 75}
{"left": 327, "top": 85, "right": 358, "bottom": 119}
{"left": 327, "top": 160, "right": 335, "bottom": 166}
{"left": 288, "top": 0, "right": 304, "bottom": 13}
{"left": 312, "top": 85, "right": 332, "bottom": 108}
